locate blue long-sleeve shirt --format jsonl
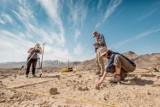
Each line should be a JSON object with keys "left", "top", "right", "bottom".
{"left": 106, "top": 52, "right": 135, "bottom": 72}
{"left": 96, "top": 34, "right": 106, "bottom": 48}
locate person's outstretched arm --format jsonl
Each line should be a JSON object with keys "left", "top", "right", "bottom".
{"left": 96, "top": 71, "right": 107, "bottom": 87}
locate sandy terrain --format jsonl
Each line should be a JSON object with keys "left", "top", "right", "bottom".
{"left": 0, "top": 68, "right": 160, "bottom": 107}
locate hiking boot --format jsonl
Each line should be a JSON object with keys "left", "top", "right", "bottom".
{"left": 39, "top": 73, "right": 42, "bottom": 77}
{"left": 98, "top": 72, "right": 104, "bottom": 77}
{"left": 99, "top": 73, "right": 103, "bottom": 77}
{"left": 110, "top": 74, "right": 121, "bottom": 83}
{"left": 121, "top": 73, "right": 127, "bottom": 81}
{"left": 96, "top": 71, "right": 101, "bottom": 75}
{"left": 32, "top": 74, "right": 37, "bottom": 77}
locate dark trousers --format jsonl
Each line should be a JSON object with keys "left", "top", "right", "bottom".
{"left": 26, "top": 59, "right": 37, "bottom": 75}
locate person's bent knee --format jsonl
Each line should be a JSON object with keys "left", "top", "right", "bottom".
{"left": 114, "top": 55, "right": 121, "bottom": 68}
{"left": 129, "top": 66, "right": 136, "bottom": 72}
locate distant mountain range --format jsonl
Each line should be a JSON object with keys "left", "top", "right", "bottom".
{"left": 0, "top": 52, "right": 160, "bottom": 70}
{"left": 122, "top": 51, "right": 160, "bottom": 68}
{"left": 0, "top": 60, "right": 80, "bottom": 68}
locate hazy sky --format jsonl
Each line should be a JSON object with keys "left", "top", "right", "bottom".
{"left": 0, "top": 0, "right": 160, "bottom": 63}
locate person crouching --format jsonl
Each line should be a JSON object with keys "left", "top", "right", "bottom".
{"left": 96, "top": 47, "right": 136, "bottom": 87}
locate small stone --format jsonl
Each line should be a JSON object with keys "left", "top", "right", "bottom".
{"left": 64, "top": 105, "right": 70, "bottom": 107}
{"left": 78, "top": 74, "right": 82, "bottom": 78}
{"left": 95, "top": 85, "right": 100, "bottom": 90}
{"left": 83, "top": 87, "right": 89, "bottom": 91}
{"left": 0, "top": 99, "right": 5, "bottom": 103}
{"left": 78, "top": 86, "right": 89, "bottom": 91}
{"left": 49, "top": 88, "right": 59, "bottom": 95}
{"left": 102, "top": 84, "right": 107, "bottom": 87}
{"left": 104, "top": 97, "right": 107, "bottom": 101}
{"left": 147, "top": 92, "right": 151, "bottom": 95}
{"left": 78, "top": 87, "right": 83, "bottom": 91}
{"left": 73, "top": 80, "right": 76, "bottom": 83}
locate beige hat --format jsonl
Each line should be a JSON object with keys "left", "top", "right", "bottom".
{"left": 34, "top": 43, "right": 40, "bottom": 49}
{"left": 99, "top": 47, "right": 108, "bottom": 57}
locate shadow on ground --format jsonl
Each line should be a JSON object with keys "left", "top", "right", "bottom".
{"left": 39, "top": 75, "right": 60, "bottom": 79}
{"left": 121, "top": 78, "right": 154, "bottom": 86}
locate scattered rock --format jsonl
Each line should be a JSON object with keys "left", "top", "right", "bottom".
{"left": 152, "top": 67, "right": 159, "bottom": 72}
{"left": 64, "top": 105, "right": 70, "bottom": 107}
{"left": 76, "top": 74, "right": 82, "bottom": 78}
{"left": 73, "top": 80, "right": 76, "bottom": 83}
{"left": 104, "top": 97, "right": 107, "bottom": 101}
{"left": 78, "top": 86, "right": 89, "bottom": 91}
{"left": 80, "top": 80, "right": 84, "bottom": 83}
{"left": 95, "top": 85, "right": 100, "bottom": 90}
{"left": 157, "top": 76, "right": 160, "bottom": 79}
{"left": 78, "top": 74, "right": 82, "bottom": 78}
{"left": 10, "top": 94, "right": 19, "bottom": 100}
{"left": 49, "top": 88, "right": 59, "bottom": 95}
{"left": 0, "top": 98, "right": 5, "bottom": 103}
{"left": 0, "top": 81, "right": 2, "bottom": 85}
{"left": 147, "top": 92, "right": 151, "bottom": 95}
{"left": 78, "top": 87, "right": 83, "bottom": 91}
{"left": 67, "top": 80, "right": 72, "bottom": 83}
{"left": 83, "top": 86, "right": 89, "bottom": 91}
{"left": 102, "top": 83, "right": 107, "bottom": 87}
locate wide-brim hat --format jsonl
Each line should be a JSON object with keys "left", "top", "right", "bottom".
{"left": 99, "top": 47, "right": 108, "bottom": 57}
{"left": 35, "top": 43, "right": 40, "bottom": 49}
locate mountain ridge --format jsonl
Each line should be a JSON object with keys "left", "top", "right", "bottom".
{"left": 0, "top": 51, "right": 160, "bottom": 70}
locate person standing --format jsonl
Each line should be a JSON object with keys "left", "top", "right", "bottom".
{"left": 26, "top": 43, "right": 42, "bottom": 78}
{"left": 92, "top": 31, "right": 107, "bottom": 77}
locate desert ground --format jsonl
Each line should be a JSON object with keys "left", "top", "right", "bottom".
{"left": 0, "top": 68, "right": 160, "bottom": 107}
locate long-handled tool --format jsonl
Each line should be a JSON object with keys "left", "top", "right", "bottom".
{"left": 20, "top": 52, "right": 37, "bottom": 70}
{"left": 39, "top": 43, "right": 46, "bottom": 77}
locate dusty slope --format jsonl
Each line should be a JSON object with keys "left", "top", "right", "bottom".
{"left": 0, "top": 68, "right": 160, "bottom": 107}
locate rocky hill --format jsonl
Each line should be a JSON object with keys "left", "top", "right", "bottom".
{"left": 133, "top": 53, "right": 160, "bottom": 69}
